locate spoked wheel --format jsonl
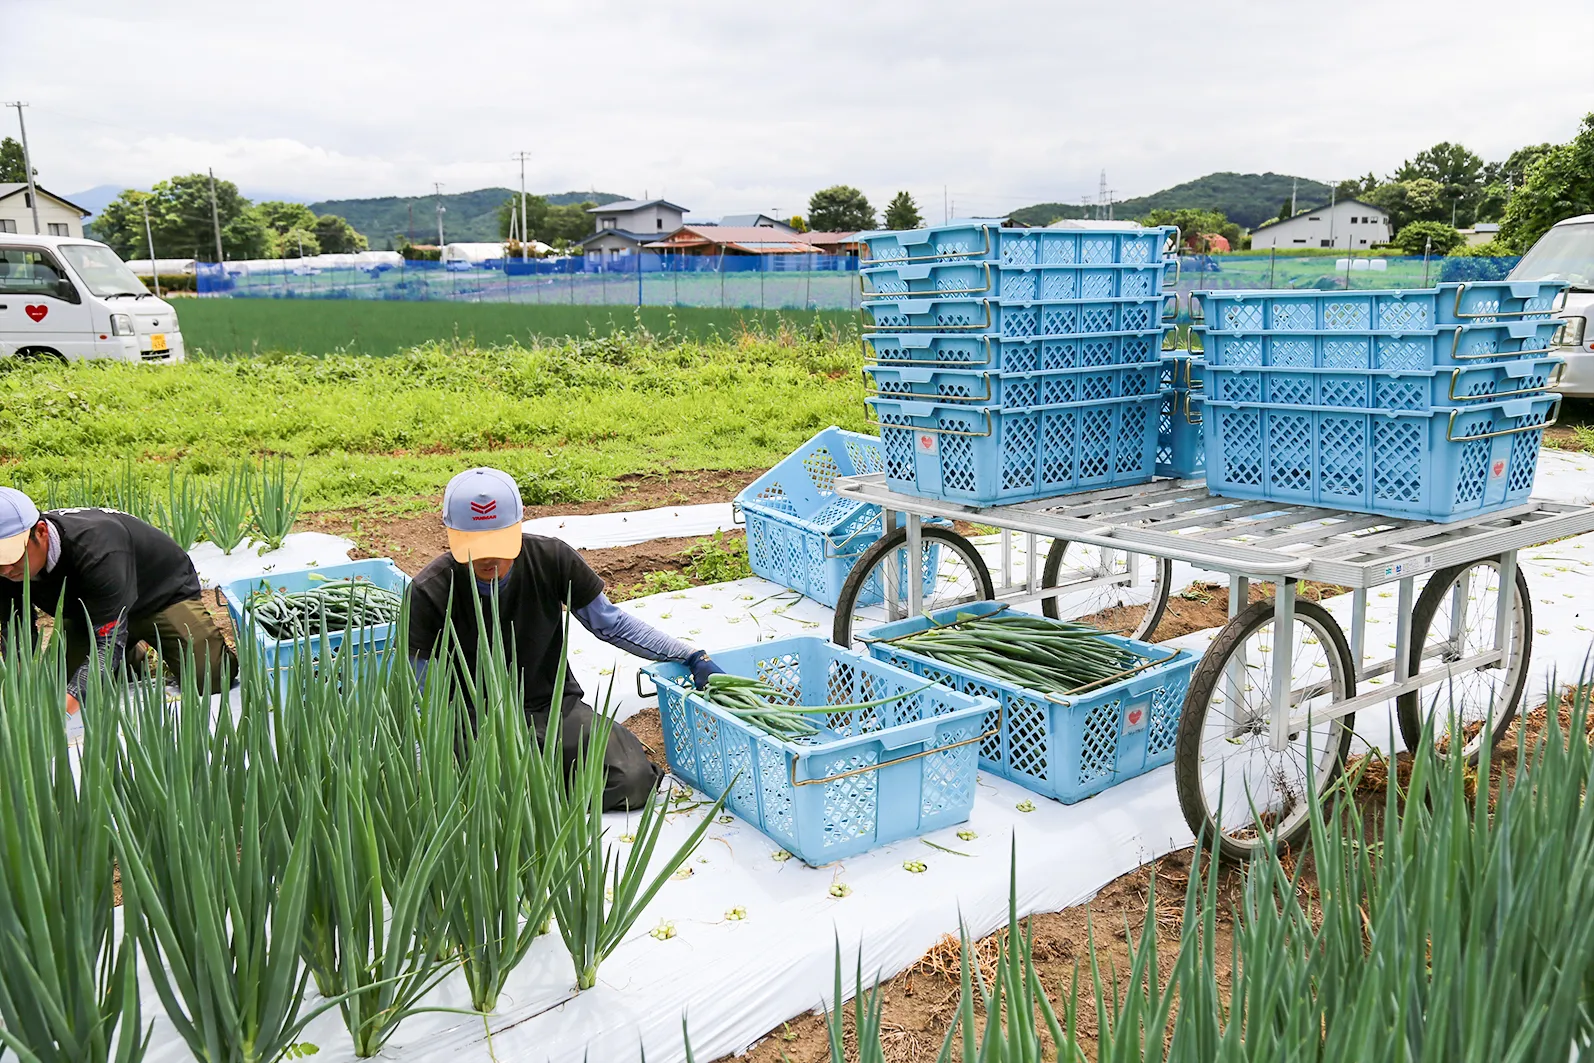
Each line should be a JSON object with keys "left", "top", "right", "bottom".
{"left": 1174, "top": 597, "right": 1356, "bottom": 861}
{"left": 832, "top": 526, "right": 995, "bottom": 649}
{"left": 1039, "top": 538, "right": 1172, "bottom": 641}
{"left": 1396, "top": 560, "right": 1532, "bottom": 762}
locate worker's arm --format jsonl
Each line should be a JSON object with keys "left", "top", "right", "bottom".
{"left": 572, "top": 592, "right": 723, "bottom": 686}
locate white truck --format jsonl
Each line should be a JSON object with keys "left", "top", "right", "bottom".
{"left": 0, "top": 234, "right": 184, "bottom": 363}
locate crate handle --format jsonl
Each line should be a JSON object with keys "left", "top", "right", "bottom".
{"left": 825, "top": 509, "right": 884, "bottom": 556}
{"left": 1447, "top": 361, "right": 1565, "bottom": 402}
{"left": 1161, "top": 294, "right": 1179, "bottom": 323}
{"left": 1179, "top": 357, "right": 1204, "bottom": 390}
{"left": 860, "top": 226, "right": 992, "bottom": 267}
{"left": 1044, "top": 649, "right": 1182, "bottom": 703}
{"left": 862, "top": 334, "right": 996, "bottom": 368}
{"left": 1449, "top": 283, "right": 1558, "bottom": 321}
{"left": 864, "top": 372, "right": 993, "bottom": 404}
{"left": 863, "top": 300, "right": 993, "bottom": 333}
{"left": 1448, "top": 326, "right": 1555, "bottom": 362}
{"left": 1182, "top": 391, "right": 1203, "bottom": 425}
{"left": 866, "top": 406, "right": 994, "bottom": 438}
{"left": 1187, "top": 294, "right": 1205, "bottom": 325}
{"left": 860, "top": 262, "right": 991, "bottom": 298}
{"left": 1445, "top": 395, "right": 1560, "bottom": 442}
{"left": 636, "top": 669, "right": 658, "bottom": 698}
{"left": 1164, "top": 254, "right": 1181, "bottom": 293}
{"left": 788, "top": 707, "right": 1001, "bottom": 787}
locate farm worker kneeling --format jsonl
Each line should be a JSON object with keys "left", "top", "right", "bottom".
{"left": 407, "top": 467, "right": 724, "bottom": 811}
{"left": 0, "top": 486, "right": 235, "bottom": 712}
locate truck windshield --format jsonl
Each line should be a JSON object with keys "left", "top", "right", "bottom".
{"left": 1509, "top": 222, "right": 1594, "bottom": 290}
{"left": 56, "top": 243, "right": 150, "bottom": 298}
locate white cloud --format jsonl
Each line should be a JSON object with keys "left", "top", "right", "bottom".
{"left": 6, "top": 0, "right": 1591, "bottom": 217}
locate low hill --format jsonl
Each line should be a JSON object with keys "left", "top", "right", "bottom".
{"left": 308, "top": 188, "right": 628, "bottom": 247}
{"left": 1010, "top": 172, "right": 1332, "bottom": 231}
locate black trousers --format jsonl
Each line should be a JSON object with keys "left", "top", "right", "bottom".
{"left": 533, "top": 697, "right": 662, "bottom": 812}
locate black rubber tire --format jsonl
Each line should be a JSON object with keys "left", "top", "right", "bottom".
{"left": 1174, "top": 596, "right": 1357, "bottom": 862}
{"left": 1395, "top": 560, "right": 1532, "bottom": 761}
{"left": 1039, "top": 537, "right": 1172, "bottom": 641}
{"left": 831, "top": 525, "right": 995, "bottom": 648}
{"left": 9, "top": 348, "right": 66, "bottom": 365}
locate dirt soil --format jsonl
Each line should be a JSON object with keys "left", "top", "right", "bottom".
{"left": 299, "top": 468, "right": 761, "bottom": 577}
{"left": 728, "top": 698, "right": 1570, "bottom": 1062}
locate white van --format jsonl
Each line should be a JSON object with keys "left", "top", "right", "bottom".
{"left": 0, "top": 234, "right": 184, "bottom": 363}
{"left": 1507, "top": 214, "right": 1594, "bottom": 397}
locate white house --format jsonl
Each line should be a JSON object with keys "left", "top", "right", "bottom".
{"left": 1249, "top": 198, "right": 1391, "bottom": 250}
{"left": 0, "top": 183, "right": 92, "bottom": 238}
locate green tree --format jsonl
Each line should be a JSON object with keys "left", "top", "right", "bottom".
{"left": 1276, "top": 198, "right": 1293, "bottom": 222}
{"left": 787, "top": 215, "right": 809, "bottom": 233}
{"left": 255, "top": 200, "right": 317, "bottom": 235}
{"left": 1141, "top": 207, "right": 1241, "bottom": 250}
{"left": 497, "top": 194, "right": 550, "bottom": 240}
{"left": 1395, "top": 142, "right": 1486, "bottom": 227}
{"left": 93, "top": 175, "right": 270, "bottom": 261}
{"left": 1367, "top": 177, "right": 1446, "bottom": 233}
{"left": 1391, "top": 220, "right": 1465, "bottom": 255}
{"left": 807, "top": 186, "right": 875, "bottom": 231}
{"left": 1476, "top": 144, "right": 1553, "bottom": 223}
{"left": 1500, "top": 114, "right": 1594, "bottom": 252}
{"left": 1334, "top": 173, "right": 1379, "bottom": 202}
{"left": 313, "top": 213, "right": 367, "bottom": 254}
{"left": 883, "top": 191, "right": 922, "bottom": 230}
{"left": 0, "top": 137, "right": 31, "bottom": 183}
{"left": 272, "top": 227, "right": 321, "bottom": 258}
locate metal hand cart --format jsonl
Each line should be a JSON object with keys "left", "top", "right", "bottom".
{"left": 831, "top": 473, "right": 1594, "bottom": 859}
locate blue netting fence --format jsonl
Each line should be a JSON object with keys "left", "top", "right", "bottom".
{"left": 192, "top": 252, "right": 1524, "bottom": 311}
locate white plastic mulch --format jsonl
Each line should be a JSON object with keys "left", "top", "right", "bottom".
{"left": 134, "top": 471, "right": 1594, "bottom": 1063}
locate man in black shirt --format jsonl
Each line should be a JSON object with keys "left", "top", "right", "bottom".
{"left": 408, "top": 468, "right": 724, "bottom": 811}
{"left": 0, "top": 487, "right": 234, "bottom": 710}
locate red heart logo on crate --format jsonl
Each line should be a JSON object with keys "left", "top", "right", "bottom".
{"left": 1127, "top": 709, "right": 1143, "bottom": 725}
{"left": 24, "top": 305, "right": 48, "bottom": 322}
{"left": 1491, "top": 460, "right": 1506, "bottom": 478}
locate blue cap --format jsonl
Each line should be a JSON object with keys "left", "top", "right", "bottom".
{"left": 441, "top": 468, "right": 524, "bottom": 562}
{"left": 0, "top": 487, "right": 40, "bottom": 566}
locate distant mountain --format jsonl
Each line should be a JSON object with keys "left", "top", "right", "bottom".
{"left": 308, "top": 188, "right": 629, "bottom": 246}
{"left": 1009, "top": 173, "right": 1333, "bottom": 231}
{"left": 63, "top": 184, "right": 125, "bottom": 219}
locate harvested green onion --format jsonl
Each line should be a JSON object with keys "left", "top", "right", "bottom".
{"left": 884, "top": 612, "right": 1145, "bottom": 696}
{"left": 247, "top": 577, "right": 403, "bottom": 641}
{"left": 699, "top": 673, "right": 934, "bottom": 741}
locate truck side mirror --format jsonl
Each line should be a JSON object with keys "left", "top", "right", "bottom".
{"left": 55, "top": 278, "right": 79, "bottom": 304}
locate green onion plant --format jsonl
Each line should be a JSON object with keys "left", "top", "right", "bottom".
{"left": 154, "top": 466, "right": 204, "bottom": 551}
{"left": 246, "top": 457, "right": 305, "bottom": 553}
{"left": 201, "top": 463, "right": 251, "bottom": 555}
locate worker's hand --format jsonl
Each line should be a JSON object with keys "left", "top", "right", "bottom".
{"left": 65, "top": 692, "right": 80, "bottom": 717}
{"left": 685, "top": 649, "right": 724, "bottom": 690}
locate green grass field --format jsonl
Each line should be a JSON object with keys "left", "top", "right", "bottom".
{"left": 176, "top": 299, "right": 860, "bottom": 358}
{"left": 0, "top": 328, "right": 867, "bottom": 511}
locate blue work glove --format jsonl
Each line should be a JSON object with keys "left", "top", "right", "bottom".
{"left": 685, "top": 649, "right": 724, "bottom": 690}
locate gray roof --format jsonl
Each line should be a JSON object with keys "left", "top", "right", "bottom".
{"left": 1253, "top": 197, "right": 1385, "bottom": 231}
{"left": 0, "top": 183, "right": 93, "bottom": 216}
{"left": 576, "top": 229, "right": 658, "bottom": 248}
{"left": 587, "top": 198, "right": 689, "bottom": 215}
{"left": 719, "top": 213, "right": 796, "bottom": 231}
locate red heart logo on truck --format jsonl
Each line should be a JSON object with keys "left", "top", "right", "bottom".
{"left": 24, "top": 305, "right": 47, "bottom": 322}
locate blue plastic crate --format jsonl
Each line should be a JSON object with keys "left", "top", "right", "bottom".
{"left": 866, "top": 361, "right": 1160, "bottom": 409}
{"left": 736, "top": 427, "right": 938, "bottom": 609}
{"left": 860, "top": 260, "right": 1169, "bottom": 301}
{"left": 1201, "top": 355, "right": 1564, "bottom": 411}
{"left": 1156, "top": 355, "right": 1205, "bottom": 479}
{"left": 861, "top": 601, "right": 1199, "bottom": 804}
{"left": 864, "top": 330, "right": 1166, "bottom": 371}
{"left": 1191, "top": 320, "right": 1561, "bottom": 369}
{"left": 1202, "top": 393, "right": 1559, "bottom": 522}
{"left": 869, "top": 392, "right": 1161, "bottom": 506}
{"left": 221, "top": 558, "right": 410, "bottom": 696}
{"left": 862, "top": 296, "right": 1169, "bottom": 336}
{"left": 1191, "top": 281, "right": 1564, "bottom": 334}
{"left": 859, "top": 221, "right": 1174, "bottom": 269}
{"left": 643, "top": 638, "right": 996, "bottom": 865}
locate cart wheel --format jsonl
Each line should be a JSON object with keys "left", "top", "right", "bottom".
{"left": 1174, "top": 597, "right": 1356, "bottom": 861}
{"left": 1395, "top": 560, "right": 1531, "bottom": 762}
{"left": 831, "top": 526, "right": 995, "bottom": 649}
{"left": 1039, "top": 538, "right": 1172, "bottom": 641}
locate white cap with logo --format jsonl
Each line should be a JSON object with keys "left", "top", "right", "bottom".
{"left": 441, "top": 468, "right": 525, "bottom": 563}
{"left": 0, "top": 487, "right": 40, "bottom": 567}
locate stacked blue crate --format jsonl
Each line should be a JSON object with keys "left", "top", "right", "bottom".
{"left": 1156, "top": 354, "right": 1204, "bottom": 479}
{"left": 1191, "top": 281, "right": 1567, "bottom": 522}
{"left": 859, "top": 221, "right": 1179, "bottom": 506}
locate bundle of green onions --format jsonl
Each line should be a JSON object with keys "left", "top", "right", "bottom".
{"left": 246, "top": 577, "right": 404, "bottom": 641}
{"left": 698, "top": 673, "right": 930, "bottom": 741}
{"left": 882, "top": 612, "right": 1146, "bottom": 697}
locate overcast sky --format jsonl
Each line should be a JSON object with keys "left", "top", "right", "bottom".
{"left": 6, "top": 0, "right": 1592, "bottom": 219}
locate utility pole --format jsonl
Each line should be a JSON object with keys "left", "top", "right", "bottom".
{"left": 207, "top": 168, "right": 225, "bottom": 263}
{"left": 512, "top": 151, "right": 532, "bottom": 261}
{"left": 1098, "top": 170, "right": 1108, "bottom": 221}
{"left": 1328, "top": 180, "right": 1337, "bottom": 249}
{"left": 141, "top": 199, "right": 161, "bottom": 297}
{"left": 943, "top": 185, "right": 949, "bottom": 224}
{"left": 1290, "top": 176, "right": 1298, "bottom": 217}
{"left": 433, "top": 182, "right": 446, "bottom": 247}
{"left": 7, "top": 102, "right": 41, "bottom": 234}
